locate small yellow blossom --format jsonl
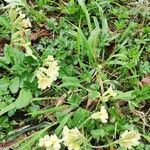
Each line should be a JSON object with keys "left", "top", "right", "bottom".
{"left": 39, "top": 135, "right": 50, "bottom": 147}
{"left": 25, "top": 46, "right": 37, "bottom": 59}
{"left": 37, "top": 75, "right": 53, "bottom": 90}
{"left": 24, "top": 17, "right": 32, "bottom": 28}
{"left": 118, "top": 130, "right": 141, "bottom": 149}
{"left": 62, "top": 126, "right": 85, "bottom": 150}
{"left": 9, "top": 8, "right": 31, "bottom": 30}
{"left": 36, "top": 55, "right": 59, "bottom": 90}
{"left": 9, "top": 7, "right": 36, "bottom": 59}
{"left": 39, "top": 134, "right": 61, "bottom": 150}
{"left": 101, "top": 86, "right": 117, "bottom": 102}
{"left": 44, "top": 55, "right": 55, "bottom": 65}
{"left": 91, "top": 106, "right": 108, "bottom": 123}
{"left": 107, "top": 87, "right": 117, "bottom": 97}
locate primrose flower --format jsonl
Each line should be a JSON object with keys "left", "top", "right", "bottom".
{"left": 107, "top": 87, "right": 117, "bottom": 97}
{"left": 8, "top": 7, "right": 36, "bottom": 59}
{"left": 62, "top": 126, "right": 85, "bottom": 150}
{"left": 43, "top": 56, "right": 59, "bottom": 80}
{"left": 9, "top": 8, "right": 31, "bottom": 30}
{"left": 24, "top": 17, "right": 32, "bottom": 27}
{"left": 39, "top": 134, "right": 61, "bottom": 150}
{"left": 37, "top": 75, "right": 53, "bottom": 90}
{"left": 118, "top": 130, "right": 141, "bottom": 149}
{"left": 36, "top": 55, "right": 59, "bottom": 90}
{"left": 39, "top": 135, "right": 50, "bottom": 147}
{"left": 91, "top": 106, "right": 108, "bottom": 123}
{"left": 101, "top": 86, "right": 117, "bottom": 102}
{"left": 44, "top": 55, "right": 55, "bottom": 65}
{"left": 18, "top": 11, "right": 32, "bottom": 29}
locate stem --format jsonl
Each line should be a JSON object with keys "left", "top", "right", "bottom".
{"left": 32, "top": 97, "right": 59, "bottom": 101}
{"left": 87, "top": 140, "right": 119, "bottom": 149}
{"left": 78, "top": 118, "right": 91, "bottom": 129}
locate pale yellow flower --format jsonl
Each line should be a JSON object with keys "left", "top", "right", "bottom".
{"left": 101, "top": 86, "right": 117, "bottom": 102}
{"left": 36, "top": 55, "right": 59, "bottom": 90}
{"left": 118, "top": 130, "right": 141, "bottom": 149}
{"left": 25, "top": 17, "right": 32, "bottom": 27}
{"left": 25, "top": 46, "right": 37, "bottom": 60}
{"left": 107, "top": 87, "right": 117, "bottom": 97}
{"left": 9, "top": 7, "right": 35, "bottom": 59}
{"left": 39, "top": 135, "right": 50, "bottom": 147}
{"left": 39, "top": 134, "right": 61, "bottom": 150}
{"left": 44, "top": 55, "right": 55, "bottom": 65}
{"left": 91, "top": 106, "right": 108, "bottom": 123}
{"left": 43, "top": 56, "right": 59, "bottom": 80}
{"left": 62, "top": 126, "right": 85, "bottom": 150}
{"left": 37, "top": 76, "right": 52, "bottom": 90}
{"left": 47, "top": 66, "right": 59, "bottom": 80}
{"left": 9, "top": 8, "right": 31, "bottom": 30}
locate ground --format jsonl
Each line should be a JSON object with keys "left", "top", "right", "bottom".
{"left": 0, "top": 0, "right": 150, "bottom": 150}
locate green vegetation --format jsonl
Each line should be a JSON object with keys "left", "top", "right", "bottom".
{"left": 0, "top": 0, "right": 150, "bottom": 149}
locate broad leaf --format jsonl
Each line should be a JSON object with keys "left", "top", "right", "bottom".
{"left": 15, "top": 89, "right": 32, "bottom": 109}
{"left": 4, "top": 45, "right": 24, "bottom": 65}
{"left": 60, "top": 76, "right": 82, "bottom": 88}
{"left": 9, "top": 77, "right": 20, "bottom": 94}
{"left": 0, "top": 78, "right": 9, "bottom": 91}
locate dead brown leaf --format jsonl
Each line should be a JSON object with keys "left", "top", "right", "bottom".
{"left": 141, "top": 77, "right": 150, "bottom": 85}
{"left": 30, "top": 29, "right": 50, "bottom": 41}
{"left": 140, "top": 74, "right": 150, "bottom": 87}
{"left": 0, "top": 140, "right": 16, "bottom": 149}
{"left": 56, "top": 96, "right": 65, "bottom": 106}
{"left": 0, "top": 39, "right": 10, "bottom": 56}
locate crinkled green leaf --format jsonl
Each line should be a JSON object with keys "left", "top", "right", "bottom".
{"left": 15, "top": 89, "right": 32, "bottom": 109}
{"left": 9, "top": 77, "right": 20, "bottom": 94}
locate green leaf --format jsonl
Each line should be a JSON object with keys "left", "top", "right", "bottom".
{"left": 16, "top": 125, "right": 52, "bottom": 150}
{"left": 0, "top": 78, "right": 9, "bottom": 91}
{"left": 0, "top": 57, "right": 10, "bottom": 69}
{"left": 91, "top": 129, "right": 105, "bottom": 139}
{"left": 9, "top": 77, "right": 20, "bottom": 94}
{"left": 67, "top": 94, "right": 82, "bottom": 106}
{"left": 55, "top": 114, "right": 70, "bottom": 135}
{"left": 88, "top": 27, "right": 100, "bottom": 49}
{"left": 114, "top": 91, "right": 134, "bottom": 100}
{"left": 133, "top": 86, "right": 150, "bottom": 102}
{"left": 88, "top": 90, "right": 100, "bottom": 100}
{"left": 0, "top": 16, "right": 11, "bottom": 29}
{"left": 0, "top": 89, "right": 32, "bottom": 116}
{"left": 4, "top": 45, "right": 24, "bottom": 65}
{"left": 77, "top": 0, "right": 92, "bottom": 32}
{"left": 60, "top": 77, "right": 82, "bottom": 88}
{"left": 71, "top": 108, "right": 89, "bottom": 128}
{"left": 0, "top": 103, "right": 15, "bottom": 116}
{"left": 143, "top": 135, "right": 150, "bottom": 142}
{"left": 29, "top": 106, "right": 65, "bottom": 116}
{"left": 15, "top": 89, "right": 32, "bottom": 109}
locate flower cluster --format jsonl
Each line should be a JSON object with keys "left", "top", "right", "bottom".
{"left": 39, "top": 134, "right": 61, "bottom": 150}
{"left": 39, "top": 126, "right": 85, "bottom": 150}
{"left": 36, "top": 55, "right": 59, "bottom": 90}
{"left": 91, "top": 106, "right": 108, "bottom": 123}
{"left": 9, "top": 7, "right": 31, "bottom": 31}
{"left": 62, "top": 126, "right": 85, "bottom": 150}
{"left": 38, "top": 126, "right": 141, "bottom": 150}
{"left": 118, "top": 130, "right": 141, "bottom": 149}
{"left": 9, "top": 7, "right": 36, "bottom": 59}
